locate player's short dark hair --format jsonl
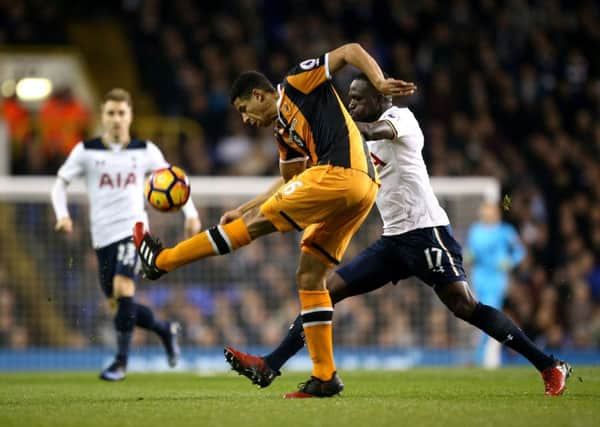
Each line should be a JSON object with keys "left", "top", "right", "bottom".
{"left": 230, "top": 71, "right": 275, "bottom": 104}
{"left": 353, "top": 72, "right": 390, "bottom": 86}
{"left": 103, "top": 88, "right": 132, "bottom": 106}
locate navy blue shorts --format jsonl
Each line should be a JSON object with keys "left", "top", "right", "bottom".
{"left": 337, "top": 225, "right": 466, "bottom": 294}
{"left": 95, "top": 237, "right": 139, "bottom": 298}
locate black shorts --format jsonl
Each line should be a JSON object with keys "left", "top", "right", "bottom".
{"left": 336, "top": 225, "right": 466, "bottom": 294}
{"left": 95, "top": 236, "right": 139, "bottom": 298}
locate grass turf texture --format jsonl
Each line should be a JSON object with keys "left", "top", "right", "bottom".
{"left": 1, "top": 368, "right": 598, "bottom": 427}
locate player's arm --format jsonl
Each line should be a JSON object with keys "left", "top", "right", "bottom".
{"left": 219, "top": 157, "right": 307, "bottom": 225}
{"left": 327, "top": 43, "right": 417, "bottom": 96}
{"left": 355, "top": 120, "right": 396, "bottom": 141}
{"left": 51, "top": 177, "right": 73, "bottom": 233}
{"left": 51, "top": 143, "right": 85, "bottom": 233}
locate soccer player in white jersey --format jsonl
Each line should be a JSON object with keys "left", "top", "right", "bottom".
{"left": 51, "top": 88, "right": 201, "bottom": 381}
{"left": 223, "top": 74, "right": 572, "bottom": 396}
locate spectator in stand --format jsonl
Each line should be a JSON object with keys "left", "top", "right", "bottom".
{"left": 39, "top": 86, "right": 91, "bottom": 172}
{"left": 0, "top": 94, "right": 33, "bottom": 173}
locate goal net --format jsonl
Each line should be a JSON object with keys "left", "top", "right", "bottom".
{"left": 0, "top": 176, "right": 499, "bottom": 371}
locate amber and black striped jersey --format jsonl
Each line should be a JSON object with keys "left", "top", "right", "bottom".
{"left": 274, "top": 53, "right": 377, "bottom": 181}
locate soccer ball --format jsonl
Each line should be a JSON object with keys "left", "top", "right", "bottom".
{"left": 144, "top": 166, "right": 191, "bottom": 212}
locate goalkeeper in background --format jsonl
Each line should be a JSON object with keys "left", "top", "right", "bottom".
{"left": 50, "top": 88, "right": 201, "bottom": 381}
{"left": 466, "top": 201, "right": 525, "bottom": 368}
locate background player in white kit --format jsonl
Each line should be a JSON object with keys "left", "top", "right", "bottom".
{"left": 51, "top": 88, "right": 201, "bottom": 381}
{"left": 224, "top": 74, "right": 571, "bottom": 396}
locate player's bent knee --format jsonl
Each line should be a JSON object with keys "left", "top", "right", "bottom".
{"left": 437, "top": 281, "right": 477, "bottom": 320}
{"left": 447, "top": 295, "right": 478, "bottom": 320}
{"left": 113, "top": 275, "right": 135, "bottom": 298}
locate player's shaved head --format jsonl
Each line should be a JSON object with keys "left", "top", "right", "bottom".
{"left": 352, "top": 73, "right": 378, "bottom": 94}
{"left": 348, "top": 73, "right": 392, "bottom": 123}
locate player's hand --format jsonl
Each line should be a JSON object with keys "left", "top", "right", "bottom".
{"left": 184, "top": 217, "right": 202, "bottom": 238}
{"left": 55, "top": 217, "right": 73, "bottom": 233}
{"left": 375, "top": 78, "right": 417, "bottom": 97}
{"left": 220, "top": 208, "right": 243, "bottom": 225}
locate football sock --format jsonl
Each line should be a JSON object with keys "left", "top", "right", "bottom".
{"left": 156, "top": 218, "right": 251, "bottom": 271}
{"left": 299, "top": 290, "right": 336, "bottom": 380}
{"left": 114, "top": 297, "right": 136, "bottom": 365}
{"left": 467, "top": 303, "right": 555, "bottom": 371}
{"left": 135, "top": 303, "right": 169, "bottom": 339}
{"left": 264, "top": 314, "right": 304, "bottom": 372}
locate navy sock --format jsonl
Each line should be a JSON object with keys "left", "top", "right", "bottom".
{"left": 114, "top": 297, "right": 136, "bottom": 365}
{"left": 264, "top": 315, "right": 304, "bottom": 372}
{"left": 467, "top": 303, "right": 554, "bottom": 371}
{"left": 135, "top": 303, "right": 169, "bottom": 339}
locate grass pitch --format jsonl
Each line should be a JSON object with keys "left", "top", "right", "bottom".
{"left": 1, "top": 367, "right": 598, "bottom": 427}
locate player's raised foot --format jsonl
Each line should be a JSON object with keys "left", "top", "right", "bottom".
{"left": 283, "top": 372, "right": 344, "bottom": 399}
{"left": 162, "top": 321, "right": 181, "bottom": 368}
{"left": 99, "top": 361, "right": 127, "bottom": 381}
{"left": 132, "top": 222, "right": 166, "bottom": 280}
{"left": 542, "top": 360, "right": 572, "bottom": 396}
{"left": 224, "top": 346, "right": 280, "bottom": 388}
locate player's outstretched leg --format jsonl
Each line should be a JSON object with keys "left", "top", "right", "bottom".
{"left": 224, "top": 347, "right": 280, "bottom": 388}
{"left": 135, "top": 303, "right": 181, "bottom": 367}
{"left": 133, "top": 219, "right": 253, "bottom": 280}
{"left": 467, "top": 303, "right": 573, "bottom": 395}
{"left": 436, "top": 281, "right": 572, "bottom": 395}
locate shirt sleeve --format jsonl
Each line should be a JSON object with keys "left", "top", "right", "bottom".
{"left": 285, "top": 53, "right": 331, "bottom": 94}
{"left": 57, "top": 143, "right": 85, "bottom": 183}
{"left": 181, "top": 196, "right": 199, "bottom": 219}
{"left": 50, "top": 177, "right": 69, "bottom": 220}
{"left": 381, "top": 107, "right": 425, "bottom": 140}
{"left": 146, "top": 141, "right": 170, "bottom": 172}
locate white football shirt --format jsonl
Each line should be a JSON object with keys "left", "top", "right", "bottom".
{"left": 367, "top": 106, "right": 449, "bottom": 235}
{"left": 57, "top": 138, "right": 168, "bottom": 248}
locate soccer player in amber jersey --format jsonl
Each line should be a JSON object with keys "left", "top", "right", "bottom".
{"left": 134, "top": 43, "right": 417, "bottom": 398}
{"left": 224, "top": 74, "right": 571, "bottom": 397}
{"left": 51, "top": 88, "right": 201, "bottom": 381}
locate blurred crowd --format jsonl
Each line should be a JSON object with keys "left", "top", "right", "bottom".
{"left": 2, "top": 0, "right": 600, "bottom": 351}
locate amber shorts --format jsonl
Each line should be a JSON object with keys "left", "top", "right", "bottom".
{"left": 260, "top": 165, "right": 378, "bottom": 265}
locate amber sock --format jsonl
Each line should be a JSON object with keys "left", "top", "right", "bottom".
{"left": 156, "top": 218, "right": 251, "bottom": 271}
{"left": 299, "top": 289, "right": 335, "bottom": 380}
